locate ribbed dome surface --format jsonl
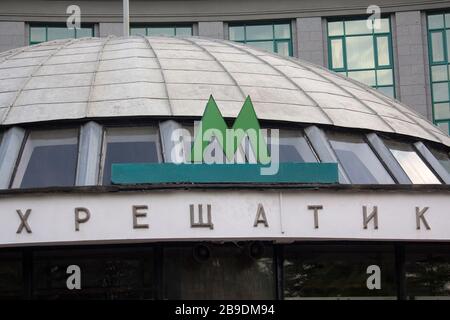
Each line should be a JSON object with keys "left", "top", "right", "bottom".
{"left": 0, "top": 36, "right": 449, "bottom": 146}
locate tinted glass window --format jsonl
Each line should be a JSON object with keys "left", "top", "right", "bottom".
{"left": 163, "top": 244, "right": 274, "bottom": 299}
{"left": 268, "top": 130, "right": 317, "bottom": 163}
{"left": 102, "top": 127, "right": 160, "bottom": 185}
{"left": 328, "top": 133, "right": 394, "bottom": 184}
{"left": 33, "top": 248, "right": 155, "bottom": 299}
{"left": 430, "top": 147, "right": 450, "bottom": 174}
{"left": 12, "top": 130, "right": 78, "bottom": 189}
{"left": 284, "top": 245, "right": 397, "bottom": 299}
{"left": 385, "top": 140, "right": 441, "bottom": 184}
{"left": 130, "top": 25, "right": 193, "bottom": 37}
{"left": 29, "top": 25, "right": 94, "bottom": 45}
{"left": 405, "top": 245, "right": 450, "bottom": 299}
{"left": 0, "top": 252, "right": 23, "bottom": 299}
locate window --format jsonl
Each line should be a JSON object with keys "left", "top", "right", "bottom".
{"left": 29, "top": 25, "right": 94, "bottom": 45}
{"left": 12, "top": 129, "right": 79, "bottom": 189}
{"left": 427, "top": 13, "right": 450, "bottom": 134}
{"left": 130, "top": 25, "right": 193, "bottom": 37}
{"left": 384, "top": 140, "right": 441, "bottom": 184}
{"left": 430, "top": 147, "right": 450, "bottom": 174}
{"left": 268, "top": 129, "right": 317, "bottom": 163}
{"left": 284, "top": 244, "right": 397, "bottom": 299}
{"left": 0, "top": 252, "right": 23, "bottom": 299}
{"left": 327, "top": 18, "right": 395, "bottom": 97}
{"left": 33, "top": 248, "right": 155, "bottom": 299}
{"left": 163, "top": 244, "right": 274, "bottom": 299}
{"left": 328, "top": 132, "right": 394, "bottom": 184}
{"left": 229, "top": 22, "right": 293, "bottom": 56}
{"left": 101, "top": 127, "right": 161, "bottom": 185}
{"left": 405, "top": 245, "right": 450, "bottom": 299}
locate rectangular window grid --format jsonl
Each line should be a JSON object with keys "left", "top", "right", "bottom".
{"left": 427, "top": 12, "right": 450, "bottom": 135}
{"left": 229, "top": 22, "right": 293, "bottom": 57}
{"left": 29, "top": 25, "right": 94, "bottom": 45}
{"left": 130, "top": 25, "right": 193, "bottom": 37}
{"left": 327, "top": 17, "right": 396, "bottom": 98}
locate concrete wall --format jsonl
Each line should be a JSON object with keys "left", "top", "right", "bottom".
{"left": 0, "top": 21, "right": 26, "bottom": 52}
{"left": 395, "top": 11, "right": 430, "bottom": 118}
{"left": 296, "top": 17, "right": 326, "bottom": 66}
{"left": 99, "top": 22, "right": 123, "bottom": 37}
{"left": 198, "top": 22, "right": 224, "bottom": 39}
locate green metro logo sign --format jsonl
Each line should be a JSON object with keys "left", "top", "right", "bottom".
{"left": 110, "top": 96, "right": 339, "bottom": 185}
{"left": 189, "top": 95, "right": 270, "bottom": 163}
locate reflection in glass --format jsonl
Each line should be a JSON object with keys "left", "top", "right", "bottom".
{"left": 328, "top": 133, "right": 394, "bottom": 184}
{"left": 229, "top": 26, "right": 245, "bottom": 41}
{"left": 405, "top": 245, "right": 450, "bottom": 299}
{"left": 346, "top": 36, "right": 375, "bottom": 69}
{"left": 268, "top": 130, "right": 317, "bottom": 163}
{"left": 328, "top": 21, "right": 344, "bottom": 36}
{"left": 30, "top": 27, "right": 46, "bottom": 44}
{"left": 284, "top": 245, "right": 397, "bottom": 299}
{"left": 274, "top": 24, "right": 291, "bottom": 38}
{"left": 12, "top": 129, "right": 78, "bottom": 189}
{"left": 47, "top": 27, "right": 75, "bottom": 41}
{"left": 245, "top": 25, "right": 273, "bottom": 40}
{"left": 432, "top": 82, "right": 450, "bottom": 102}
{"left": 0, "top": 252, "right": 23, "bottom": 299}
{"left": 147, "top": 27, "right": 175, "bottom": 36}
{"left": 345, "top": 20, "right": 371, "bottom": 35}
{"left": 431, "top": 65, "right": 448, "bottom": 82}
{"left": 347, "top": 70, "right": 376, "bottom": 86}
{"left": 428, "top": 14, "right": 445, "bottom": 30}
{"left": 431, "top": 32, "right": 445, "bottom": 63}
{"left": 434, "top": 103, "right": 450, "bottom": 120}
{"left": 276, "top": 41, "right": 290, "bottom": 57}
{"left": 430, "top": 147, "right": 450, "bottom": 174}
{"left": 163, "top": 244, "right": 274, "bottom": 299}
{"left": 376, "top": 36, "right": 390, "bottom": 66}
{"left": 330, "top": 38, "right": 344, "bottom": 69}
{"left": 376, "top": 69, "right": 393, "bottom": 86}
{"left": 385, "top": 140, "right": 441, "bottom": 184}
{"left": 33, "top": 249, "right": 154, "bottom": 300}
{"left": 102, "top": 127, "right": 160, "bottom": 185}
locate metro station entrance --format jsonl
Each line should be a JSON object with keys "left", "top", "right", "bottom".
{"left": 0, "top": 242, "right": 449, "bottom": 300}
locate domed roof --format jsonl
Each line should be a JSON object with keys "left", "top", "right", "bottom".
{"left": 0, "top": 36, "right": 449, "bottom": 146}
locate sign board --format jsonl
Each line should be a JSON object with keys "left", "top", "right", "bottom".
{"left": 0, "top": 189, "right": 449, "bottom": 247}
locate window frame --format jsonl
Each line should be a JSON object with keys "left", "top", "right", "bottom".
{"left": 129, "top": 24, "right": 193, "bottom": 37}
{"left": 326, "top": 16, "right": 396, "bottom": 97}
{"left": 29, "top": 23, "right": 95, "bottom": 45}
{"left": 228, "top": 21, "right": 293, "bottom": 57}
{"left": 98, "top": 125, "right": 163, "bottom": 185}
{"left": 427, "top": 12, "right": 450, "bottom": 134}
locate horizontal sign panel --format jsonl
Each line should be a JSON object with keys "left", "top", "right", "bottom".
{"left": 0, "top": 189, "right": 449, "bottom": 247}
{"left": 111, "top": 163, "right": 339, "bottom": 184}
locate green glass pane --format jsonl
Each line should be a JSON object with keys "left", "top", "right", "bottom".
{"left": 276, "top": 41, "right": 290, "bottom": 56}
{"left": 433, "top": 82, "right": 450, "bottom": 102}
{"left": 229, "top": 26, "right": 245, "bottom": 41}
{"left": 148, "top": 27, "right": 175, "bottom": 36}
{"left": 130, "top": 28, "right": 146, "bottom": 36}
{"left": 374, "top": 18, "right": 390, "bottom": 34}
{"left": 377, "top": 69, "right": 393, "bottom": 86}
{"left": 377, "top": 86, "right": 394, "bottom": 97}
{"left": 376, "top": 36, "right": 390, "bottom": 66}
{"left": 76, "top": 27, "right": 93, "bottom": 38}
{"left": 47, "top": 27, "right": 75, "bottom": 41}
{"left": 330, "top": 38, "right": 344, "bottom": 69}
{"left": 437, "top": 121, "right": 449, "bottom": 134}
{"left": 345, "top": 19, "right": 372, "bottom": 35}
{"left": 431, "top": 65, "right": 448, "bottom": 82}
{"left": 347, "top": 70, "right": 376, "bottom": 86}
{"left": 274, "top": 24, "right": 291, "bottom": 38}
{"left": 346, "top": 36, "right": 375, "bottom": 69}
{"left": 428, "top": 14, "right": 445, "bottom": 30}
{"left": 247, "top": 41, "right": 274, "bottom": 53}
{"left": 175, "top": 27, "right": 192, "bottom": 36}
{"left": 245, "top": 25, "right": 273, "bottom": 40}
{"left": 328, "top": 21, "right": 344, "bottom": 36}
{"left": 447, "top": 30, "right": 450, "bottom": 62}
{"left": 434, "top": 102, "right": 450, "bottom": 120}
{"left": 431, "top": 32, "right": 445, "bottom": 62}
{"left": 30, "top": 27, "right": 47, "bottom": 43}
{"left": 446, "top": 14, "right": 450, "bottom": 27}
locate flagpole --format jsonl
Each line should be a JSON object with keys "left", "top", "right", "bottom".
{"left": 123, "top": 0, "right": 129, "bottom": 36}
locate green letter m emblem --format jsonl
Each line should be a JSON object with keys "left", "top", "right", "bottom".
{"left": 189, "top": 96, "right": 270, "bottom": 164}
